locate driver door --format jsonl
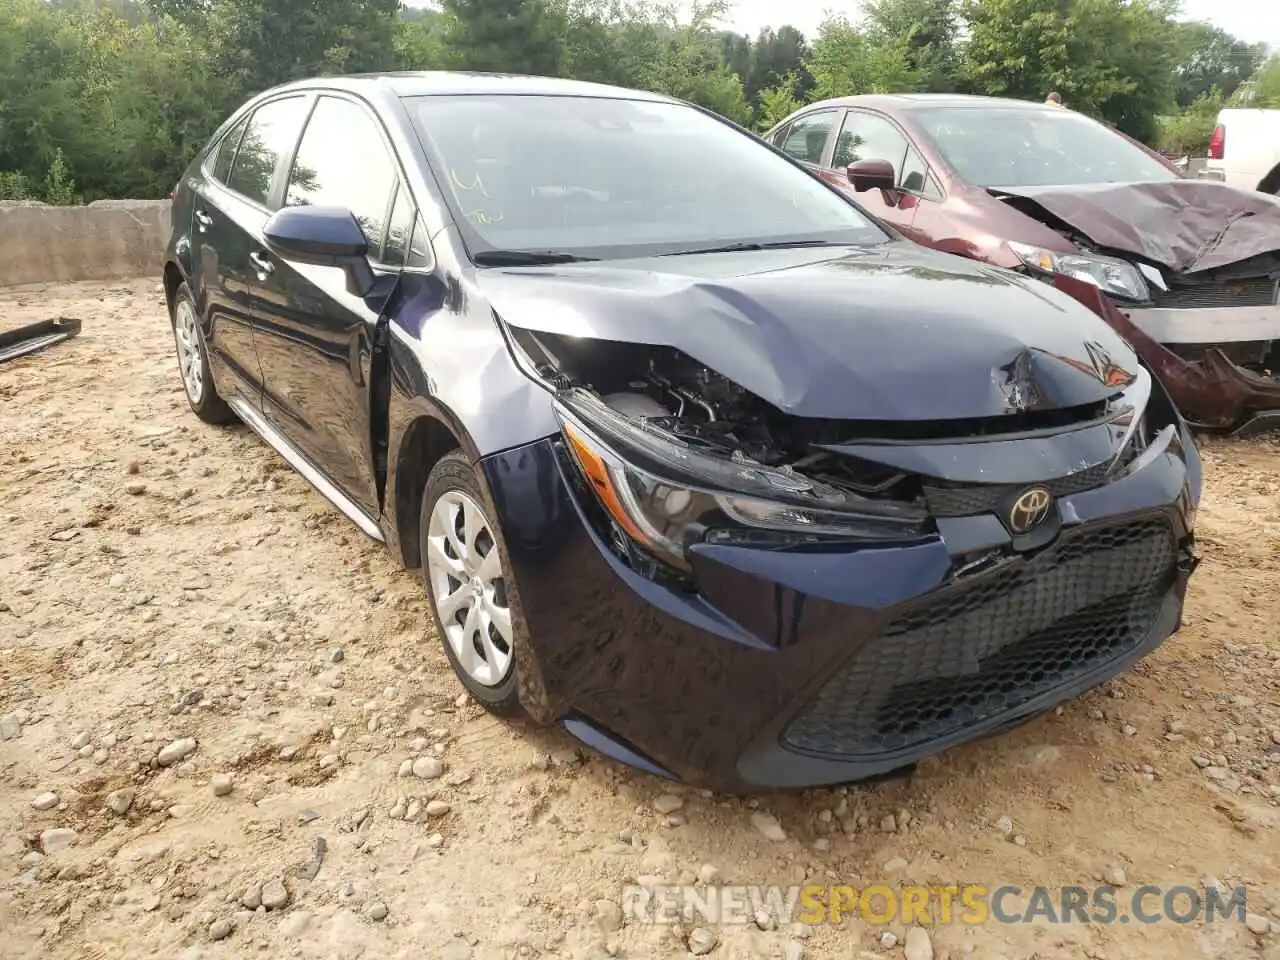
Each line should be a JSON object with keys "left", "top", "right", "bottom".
{"left": 249, "top": 93, "right": 411, "bottom": 518}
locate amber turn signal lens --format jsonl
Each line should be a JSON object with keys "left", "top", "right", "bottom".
{"left": 562, "top": 422, "right": 650, "bottom": 546}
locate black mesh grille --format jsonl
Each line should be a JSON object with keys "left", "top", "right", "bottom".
{"left": 923, "top": 460, "right": 1114, "bottom": 518}
{"left": 781, "top": 517, "right": 1177, "bottom": 759}
{"left": 1153, "top": 277, "right": 1278, "bottom": 310}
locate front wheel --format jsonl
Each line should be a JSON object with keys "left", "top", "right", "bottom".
{"left": 419, "top": 451, "right": 524, "bottom": 714}
{"left": 170, "top": 282, "right": 235, "bottom": 425}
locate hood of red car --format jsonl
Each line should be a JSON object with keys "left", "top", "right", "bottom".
{"left": 990, "top": 180, "right": 1280, "bottom": 275}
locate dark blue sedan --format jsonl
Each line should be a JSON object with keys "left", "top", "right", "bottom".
{"left": 162, "top": 71, "right": 1202, "bottom": 791}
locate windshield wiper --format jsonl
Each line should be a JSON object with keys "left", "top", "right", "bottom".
{"left": 472, "top": 250, "right": 598, "bottom": 266}
{"left": 657, "top": 239, "right": 857, "bottom": 257}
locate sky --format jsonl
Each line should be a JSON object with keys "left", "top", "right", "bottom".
{"left": 716, "top": 0, "right": 1279, "bottom": 51}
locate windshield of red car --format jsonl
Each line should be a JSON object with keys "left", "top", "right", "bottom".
{"left": 914, "top": 106, "right": 1177, "bottom": 188}
{"left": 405, "top": 93, "right": 889, "bottom": 260}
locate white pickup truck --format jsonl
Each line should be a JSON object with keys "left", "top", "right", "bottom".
{"left": 1199, "top": 108, "right": 1280, "bottom": 195}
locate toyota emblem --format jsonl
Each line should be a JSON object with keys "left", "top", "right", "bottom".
{"left": 1008, "top": 486, "right": 1053, "bottom": 534}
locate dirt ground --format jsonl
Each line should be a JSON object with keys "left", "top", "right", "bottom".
{"left": 3, "top": 278, "right": 1280, "bottom": 960}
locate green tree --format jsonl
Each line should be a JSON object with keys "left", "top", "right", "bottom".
{"left": 742, "top": 26, "right": 808, "bottom": 103}
{"left": 1253, "top": 55, "right": 1280, "bottom": 108}
{"left": 396, "top": 7, "right": 448, "bottom": 68}
{"left": 205, "top": 0, "right": 402, "bottom": 108}
{"left": 1171, "top": 21, "right": 1268, "bottom": 108}
{"left": 1156, "top": 87, "right": 1223, "bottom": 155}
{"left": 0, "top": 0, "right": 223, "bottom": 200}
{"left": 863, "top": 0, "right": 963, "bottom": 92}
{"left": 439, "top": 0, "right": 565, "bottom": 75}
{"left": 554, "top": 0, "right": 750, "bottom": 123}
{"left": 960, "top": 0, "right": 1179, "bottom": 142}
{"left": 806, "top": 14, "right": 917, "bottom": 100}
{"left": 755, "top": 72, "right": 801, "bottom": 131}
{"left": 636, "top": 1, "right": 749, "bottom": 124}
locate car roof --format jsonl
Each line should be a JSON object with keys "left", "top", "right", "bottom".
{"left": 809, "top": 93, "right": 1059, "bottom": 113}
{"left": 261, "top": 70, "right": 677, "bottom": 103}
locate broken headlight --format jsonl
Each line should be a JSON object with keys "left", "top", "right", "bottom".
{"left": 1009, "top": 241, "right": 1149, "bottom": 302}
{"left": 554, "top": 388, "right": 927, "bottom": 570}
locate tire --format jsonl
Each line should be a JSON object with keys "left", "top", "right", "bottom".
{"left": 419, "top": 451, "right": 524, "bottom": 715}
{"left": 170, "top": 281, "right": 236, "bottom": 425}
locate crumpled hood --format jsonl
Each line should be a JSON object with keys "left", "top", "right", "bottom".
{"left": 991, "top": 180, "right": 1280, "bottom": 274}
{"left": 478, "top": 243, "right": 1141, "bottom": 421}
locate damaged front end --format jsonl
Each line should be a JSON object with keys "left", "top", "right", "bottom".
{"left": 1051, "top": 273, "right": 1280, "bottom": 438}
{"left": 491, "top": 308, "right": 1199, "bottom": 789}
{"left": 504, "top": 325, "right": 1180, "bottom": 586}
{"left": 994, "top": 182, "right": 1280, "bottom": 435}
{"left": 511, "top": 329, "right": 930, "bottom": 581}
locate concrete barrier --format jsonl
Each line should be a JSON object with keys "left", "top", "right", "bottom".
{"left": 0, "top": 199, "right": 169, "bottom": 286}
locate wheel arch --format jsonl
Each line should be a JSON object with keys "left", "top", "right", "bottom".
{"left": 162, "top": 259, "right": 188, "bottom": 316}
{"left": 391, "top": 401, "right": 482, "bottom": 570}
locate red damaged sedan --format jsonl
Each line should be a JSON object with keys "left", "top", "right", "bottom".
{"left": 765, "top": 93, "right": 1280, "bottom": 434}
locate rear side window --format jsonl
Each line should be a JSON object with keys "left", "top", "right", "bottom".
{"left": 285, "top": 95, "right": 400, "bottom": 263}
{"left": 226, "top": 95, "right": 311, "bottom": 207}
{"left": 778, "top": 111, "right": 837, "bottom": 164}
{"left": 209, "top": 115, "right": 249, "bottom": 185}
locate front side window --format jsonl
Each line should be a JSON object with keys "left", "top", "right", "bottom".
{"left": 778, "top": 111, "right": 837, "bottom": 164}
{"left": 405, "top": 95, "right": 886, "bottom": 260}
{"left": 833, "top": 112, "right": 909, "bottom": 173}
{"left": 915, "top": 106, "right": 1177, "bottom": 188}
{"left": 226, "top": 96, "right": 310, "bottom": 206}
{"left": 285, "top": 95, "right": 400, "bottom": 262}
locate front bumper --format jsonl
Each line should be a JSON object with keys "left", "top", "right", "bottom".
{"left": 483, "top": 426, "right": 1200, "bottom": 792}
{"left": 1125, "top": 304, "right": 1280, "bottom": 346}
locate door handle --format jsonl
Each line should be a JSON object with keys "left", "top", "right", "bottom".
{"left": 194, "top": 209, "right": 213, "bottom": 230}
{"left": 249, "top": 251, "right": 274, "bottom": 276}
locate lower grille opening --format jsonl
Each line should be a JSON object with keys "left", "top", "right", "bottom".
{"left": 1153, "top": 276, "right": 1278, "bottom": 310}
{"left": 781, "top": 517, "right": 1177, "bottom": 759}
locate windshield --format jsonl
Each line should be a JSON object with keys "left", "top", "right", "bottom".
{"left": 404, "top": 94, "right": 887, "bottom": 260}
{"left": 914, "top": 106, "right": 1176, "bottom": 188}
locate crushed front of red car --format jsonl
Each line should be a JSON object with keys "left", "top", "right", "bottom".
{"left": 991, "top": 181, "right": 1280, "bottom": 436}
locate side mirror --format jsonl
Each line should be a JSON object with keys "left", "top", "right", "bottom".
{"left": 845, "top": 158, "right": 897, "bottom": 194}
{"left": 262, "top": 205, "right": 375, "bottom": 298}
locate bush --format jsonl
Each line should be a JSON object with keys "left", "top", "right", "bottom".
{"left": 1156, "top": 89, "right": 1223, "bottom": 156}
{"left": 0, "top": 171, "right": 38, "bottom": 201}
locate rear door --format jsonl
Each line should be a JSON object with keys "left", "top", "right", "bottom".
{"left": 186, "top": 111, "right": 259, "bottom": 396}
{"left": 250, "top": 93, "right": 424, "bottom": 518}
{"left": 187, "top": 95, "right": 313, "bottom": 404}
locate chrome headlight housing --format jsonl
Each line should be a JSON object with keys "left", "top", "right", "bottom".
{"left": 554, "top": 389, "right": 928, "bottom": 571}
{"left": 1009, "top": 241, "right": 1150, "bottom": 302}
